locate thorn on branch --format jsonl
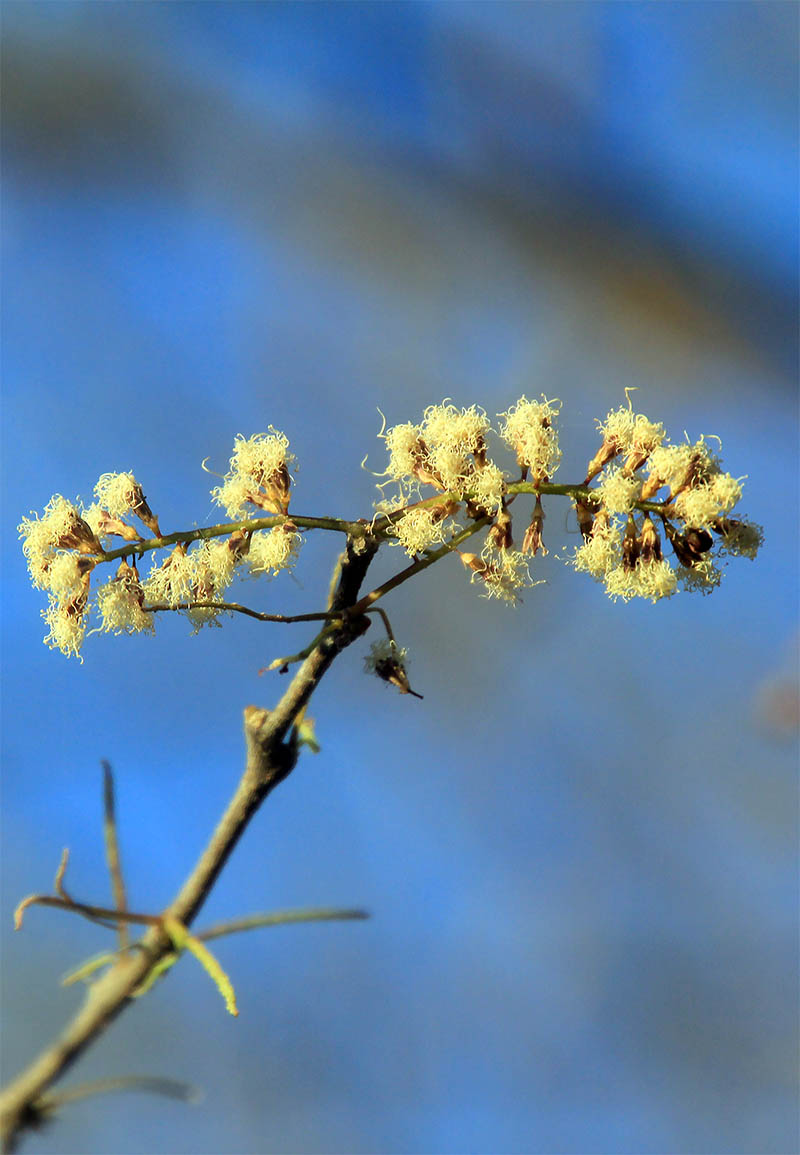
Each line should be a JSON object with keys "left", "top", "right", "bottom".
{"left": 54, "top": 848, "right": 72, "bottom": 902}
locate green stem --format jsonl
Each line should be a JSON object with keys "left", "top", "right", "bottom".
{"left": 97, "top": 484, "right": 670, "bottom": 568}
{"left": 101, "top": 513, "right": 370, "bottom": 564}
{"left": 351, "top": 517, "right": 490, "bottom": 616}
{"left": 507, "top": 480, "right": 671, "bottom": 516}
{"left": 144, "top": 601, "right": 333, "bottom": 625}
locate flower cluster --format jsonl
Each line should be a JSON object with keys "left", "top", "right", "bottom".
{"left": 20, "top": 399, "right": 762, "bottom": 661}
{"left": 377, "top": 397, "right": 562, "bottom": 601}
{"left": 19, "top": 433, "right": 302, "bottom": 657}
{"left": 18, "top": 485, "right": 142, "bottom": 659}
{"left": 375, "top": 495, "right": 460, "bottom": 558}
{"left": 379, "top": 403, "right": 505, "bottom": 528}
{"left": 377, "top": 397, "right": 562, "bottom": 566}
{"left": 570, "top": 402, "right": 762, "bottom": 602}
{"left": 377, "top": 395, "right": 759, "bottom": 607}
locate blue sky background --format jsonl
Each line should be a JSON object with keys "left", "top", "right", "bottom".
{"left": 2, "top": 4, "right": 798, "bottom": 1154}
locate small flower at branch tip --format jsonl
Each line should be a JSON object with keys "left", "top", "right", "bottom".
{"left": 621, "top": 414, "right": 665, "bottom": 475}
{"left": 422, "top": 402, "right": 490, "bottom": 460}
{"left": 210, "top": 474, "right": 253, "bottom": 520}
{"left": 199, "top": 537, "right": 243, "bottom": 591}
{"left": 381, "top": 421, "right": 431, "bottom": 489}
{"left": 584, "top": 407, "right": 634, "bottom": 483}
{"left": 423, "top": 407, "right": 488, "bottom": 497}
{"left": 364, "top": 638, "right": 423, "bottom": 699}
{"left": 19, "top": 496, "right": 102, "bottom": 588}
{"left": 675, "top": 554, "right": 722, "bottom": 594}
{"left": 713, "top": 517, "right": 763, "bottom": 559}
{"left": 638, "top": 515, "right": 662, "bottom": 564}
{"left": 172, "top": 535, "right": 261, "bottom": 630}
{"left": 645, "top": 438, "right": 721, "bottom": 502}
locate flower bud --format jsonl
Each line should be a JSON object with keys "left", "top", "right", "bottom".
{"left": 487, "top": 508, "right": 514, "bottom": 552}
{"left": 129, "top": 483, "right": 161, "bottom": 537}
{"left": 56, "top": 509, "right": 103, "bottom": 554}
{"left": 364, "top": 639, "right": 423, "bottom": 699}
{"left": 664, "top": 521, "right": 713, "bottom": 567}
{"left": 621, "top": 516, "right": 640, "bottom": 572}
{"left": 639, "top": 515, "right": 662, "bottom": 564}
{"left": 574, "top": 498, "right": 595, "bottom": 541}
{"left": 521, "top": 496, "right": 546, "bottom": 556}
{"left": 584, "top": 438, "right": 620, "bottom": 485}
{"left": 87, "top": 509, "right": 142, "bottom": 542}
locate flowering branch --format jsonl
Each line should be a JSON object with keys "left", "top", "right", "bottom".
{"left": 6, "top": 395, "right": 762, "bottom": 1148}
{"left": 17, "top": 397, "right": 761, "bottom": 661}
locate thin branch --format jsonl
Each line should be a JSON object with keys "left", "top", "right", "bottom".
{"left": 18, "top": 849, "right": 121, "bottom": 934}
{"left": 100, "top": 512, "right": 373, "bottom": 565}
{"left": 53, "top": 849, "right": 72, "bottom": 903}
{"left": 261, "top": 623, "right": 342, "bottom": 674}
{"left": 14, "top": 895, "right": 160, "bottom": 932}
{"left": 60, "top": 909, "right": 370, "bottom": 986}
{"left": 0, "top": 533, "right": 380, "bottom": 1153}
{"left": 508, "top": 480, "right": 672, "bottom": 517}
{"left": 4, "top": 511, "right": 493, "bottom": 1146}
{"left": 351, "top": 516, "right": 491, "bottom": 616}
{"left": 101, "top": 763, "right": 129, "bottom": 952}
{"left": 368, "top": 606, "right": 396, "bottom": 643}
{"left": 143, "top": 600, "right": 334, "bottom": 625}
{"left": 196, "top": 908, "right": 369, "bottom": 942}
